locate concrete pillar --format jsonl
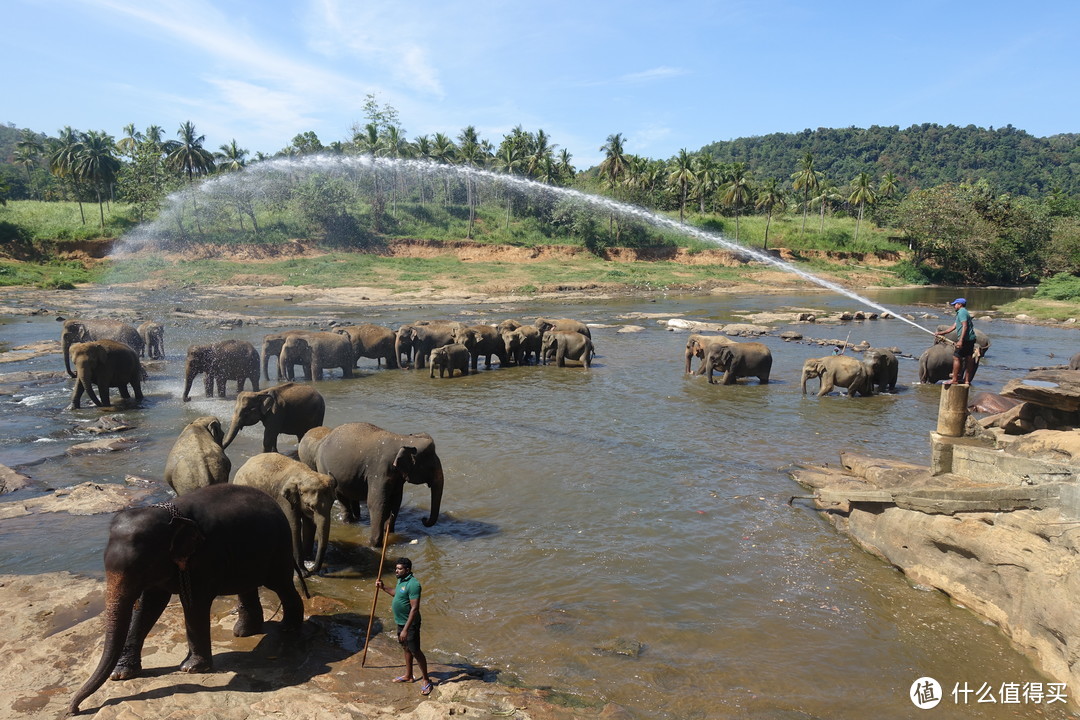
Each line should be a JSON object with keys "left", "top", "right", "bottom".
{"left": 936, "top": 383, "right": 969, "bottom": 437}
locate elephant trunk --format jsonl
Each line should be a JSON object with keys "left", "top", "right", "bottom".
{"left": 310, "top": 508, "right": 331, "bottom": 576}
{"left": 81, "top": 373, "right": 104, "bottom": 407}
{"left": 801, "top": 370, "right": 810, "bottom": 395}
{"left": 220, "top": 413, "right": 245, "bottom": 450}
{"left": 64, "top": 337, "right": 76, "bottom": 378}
{"left": 422, "top": 460, "right": 444, "bottom": 528}
{"left": 68, "top": 571, "right": 138, "bottom": 715}
{"left": 262, "top": 347, "right": 273, "bottom": 381}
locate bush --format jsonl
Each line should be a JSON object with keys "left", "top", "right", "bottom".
{"left": 1034, "top": 272, "right": 1080, "bottom": 301}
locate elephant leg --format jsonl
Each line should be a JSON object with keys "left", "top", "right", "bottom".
{"left": 722, "top": 369, "right": 736, "bottom": 385}
{"left": 301, "top": 517, "right": 316, "bottom": 561}
{"left": 132, "top": 378, "right": 143, "bottom": 400}
{"left": 203, "top": 373, "right": 213, "bottom": 398}
{"left": 262, "top": 427, "right": 278, "bottom": 454}
{"left": 265, "top": 576, "right": 304, "bottom": 631}
{"left": 97, "top": 382, "right": 112, "bottom": 406}
{"left": 233, "top": 588, "right": 265, "bottom": 637}
{"left": 117, "top": 385, "right": 131, "bottom": 399}
{"left": 818, "top": 377, "right": 834, "bottom": 396}
{"left": 111, "top": 589, "right": 171, "bottom": 680}
{"left": 179, "top": 591, "right": 215, "bottom": 673}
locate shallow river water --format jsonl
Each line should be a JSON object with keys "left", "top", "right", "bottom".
{"left": 1, "top": 284, "right": 1076, "bottom": 719}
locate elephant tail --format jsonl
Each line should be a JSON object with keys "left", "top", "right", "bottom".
{"left": 292, "top": 560, "right": 311, "bottom": 598}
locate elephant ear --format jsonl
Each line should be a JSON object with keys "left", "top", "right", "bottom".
{"left": 168, "top": 517, "right": 203, "bottom": 571}
{"left": 261, "top": 391, "right": 276, "bottom": 415}
{"left": 393, "top": 446, "right": 418, "bottom": 473}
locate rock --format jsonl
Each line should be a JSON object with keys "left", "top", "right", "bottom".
{"left": 0, "top": 481, "right": 151, "bottom": 519}
{"left": 67, "top": 437, "right": 139, "bottom": 455}
{"left": 720, "top": 323, "right": 770, "bottom": 337}
{"left": 0, "top": 464, "right": 30, "bottom": 495}
{"left": 1011, "top": 430, "right": 1080, "bottom": 460}
{"left": 968, "top": 392, "right": 1024, "bottom": 415}
{"left": 594, "top": 638, "right": 643, "bottom": 658}
{"left": 838, "top": 312, "right": 853, "bottom": 321}
{"left": 1002, "top": 370, "right": 1080, "bottom": 412}
{"left": 616, "top": 325, "right": 645, "bottom": 333}
{"left": 780, "top": 331, "right": 803, "bottom": 341}
{"left": 797, "top": 313, "right": 816, "bottom": 322}
{"left": 82, "top": 416, "right": 135, "bottom": 434}
{"left": 1016, "top": 314, "right": 1031, "bottom": 320}
{"left": 663, "top": 318, "right": 724, "bottom": 332}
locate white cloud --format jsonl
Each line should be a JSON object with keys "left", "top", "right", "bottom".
{"left": 617, "top": 67, "right": 689, "bottom": 84}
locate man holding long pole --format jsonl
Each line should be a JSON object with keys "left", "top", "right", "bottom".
{"left": 376, "top": 557, "right": 434, "bottom": 696}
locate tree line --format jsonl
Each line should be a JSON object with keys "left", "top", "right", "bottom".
{"left": 1, "top": 103, "right": 1078, "bottom": 285}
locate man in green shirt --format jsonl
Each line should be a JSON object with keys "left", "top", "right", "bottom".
{"left": 934, "top": 298, "right": 977, "bottom": 385}
{"left": 376, "top": 557, "right": 434, "bottom": 695}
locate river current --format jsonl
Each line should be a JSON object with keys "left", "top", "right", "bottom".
{"left": 0, "top": 284, "right": 1075, "bottom": 719}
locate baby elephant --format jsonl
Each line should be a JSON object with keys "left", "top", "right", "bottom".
{"left": 164, "top": 416, "right": 231, "bottom": 495}
{"left": 429, "top": 343, "right": 470, "bottom": 378}
{"left": 233, "top": 453, "right": 337, "bottom": 576}
{"left": 801, "top": 355, "right": 873, "bottom": 397}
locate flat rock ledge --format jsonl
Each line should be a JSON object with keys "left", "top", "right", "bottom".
{"left": 0, "top": 572, "right": 630, "bottom": 720}
{"left": 791, "top": 450, "right": 1080, "bottom": 703}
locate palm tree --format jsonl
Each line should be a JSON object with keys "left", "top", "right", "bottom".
{"left": 791, "top": 152, "right": 821, "bottom": 236}
{"left": 165, "top": 121, "right": 215, "bottom": 182}
{"left": 692, "top": 155, "right": 723, "bottom": 213}
{"left": 598, "top": 133, "right": 628, "bottom": 194}
{"left": 813, "top": 179, "right": 842, "bottom": 232}
{"left": 721, "top": 162, "right": 753, "bottom": 241}
{"left": 430, "top": 133, "right": 457, "bottom": 205}
{"left": 215, "top": 140, "right": 248, "bottom": 172}
{"left": 75, "top": 130, "right": 121, "bottom": 229}
{"left": 49, "top": 126, "right": 86, "bottom": 224}
{"left": 667, "top": 149, "right": 695, "bottom": 223}
{"left": 556, "top": 148, "right": 575, "bottom": 184}
{"left": 15, "top": 130, "right": 44, "bottom": 198}
{"left": 754, "top": 177, "right": 787, "bottom": 250}
{"left": 878, "top": 171, "right": 900, "bottom": 200}
{"left": 116, "top": 124, "right": 142, "bottom": 160}
{"left": 848, "top": 172, "right": 878, "bottom": 244}
{"left": 493, "top": 142, "right": 523, "bottom": 228}
{"left": 457, "top": 126, "right": 485, "bottom": 238}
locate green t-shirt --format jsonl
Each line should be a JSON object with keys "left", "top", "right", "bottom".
{"left": 392, "top": 573, "right": 422, "bottom": 625}
{"left": 955, "top": 307, "right": 976, "bottom": 341}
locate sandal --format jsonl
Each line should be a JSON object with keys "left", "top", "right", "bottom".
{"left": 420, "top": 680, "right": 434, "bottom": 696}
{"left": 392, "top": 675, "right": 414, "bottom": 683}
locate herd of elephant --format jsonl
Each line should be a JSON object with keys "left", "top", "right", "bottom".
{"left": 683, "top": 325, "right": 995, "bottom": 396}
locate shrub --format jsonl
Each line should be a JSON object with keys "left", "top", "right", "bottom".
{"left": 1034, "top": 272, "right": 1080, "bottom": 301}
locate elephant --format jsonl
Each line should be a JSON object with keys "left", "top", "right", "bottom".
{"left": 862, "top": 347, "right": 899, "bottom": 393}
{"left": 934, "top": 324, "right": 991, "bottom": 357}
{"left": 137, "top": 321, "right": 165, "bottom": 360}
{"left": 68, "top": 340, "right": 144, "bottom": 409}
{"left": 279, "top": 332, "right": 355, "bottom": 380}
{"left": 261, "top": 330, "right": 319, "bottom": 381}
{"left": 62, "top": 318, "right": 144, "bottom": 378}
{"left": 501, "top": 325, "right": 542, "bottom": 365}
{"left": 334, "top": 324, "right": 399, "bottom": 368}
{"left": 182, "top": 339, "right": 260, "bottom": 402}
{"left": 164, "top": 416, "right": 231, "bottom": 496}
{"left": 297, "top": 425, "right": 333, "bottom": 470}
{"left": 541, "top": 330, "right": 595, "bottom": 368}
{"left": 801, "top": 355, "right": 873, "bottom": 397}
{"left": 1070, "top": 351, "right": 1080, "bottom": 371}
{"left": 453, "top": 324, "right": 508, "bottom": 369}
{"left": 396, "top": 322, "right": 463, "bottom": 370}
{"left": 703, "top": 341, "right": 772, "bottom": 385}
{"left": 233, "top": 453, "right": 337, "bottom": 576}
{"left": 684, "top": 334, "right": 733, "bottom": 374}
{"left": 496, "top": 318, "right": 523, "bottom": 335}
{"left": 67, "top": 484, "right": 305, "bottom": 716}
{"left": 919, "top": 343, "right": 969, "bottom": 384}
{"left": 313, "top": 422, "right": 444, "bottom": 548}
{"left": 429, "top": 343, "right": 470, "bottom": 378}
{"left": 222, "top": 382, "right": 326, "bottom": 453}
{"left": 535, "top": 317, "right": 591, "bottom": 338}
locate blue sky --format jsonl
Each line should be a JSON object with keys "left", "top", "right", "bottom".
{"left": 6, "top": 0, "right": 1078, "bottom": 169}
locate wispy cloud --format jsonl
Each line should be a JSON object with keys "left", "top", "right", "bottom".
{"left": 575, "top": 66, "right": 689, "bottom": 88}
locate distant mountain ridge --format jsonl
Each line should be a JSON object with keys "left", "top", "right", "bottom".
{"left": 698, "top": 124, "right": 1079, "bottom": 196}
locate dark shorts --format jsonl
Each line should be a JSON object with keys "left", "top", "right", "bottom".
{"left": 397, "top": 621, "right": 422, "bottom": 654}
{"left": 954, "top": 339, "right": 976, "bottom": 358}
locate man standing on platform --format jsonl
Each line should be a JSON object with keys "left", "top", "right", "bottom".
{"left": 935, "top": 298, "right": 977, "bottom": 385}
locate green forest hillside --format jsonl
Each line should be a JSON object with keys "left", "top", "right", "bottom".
{"left": 699, "top": 124, "right": 1080, "bottom": 196}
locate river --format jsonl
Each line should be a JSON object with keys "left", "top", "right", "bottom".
{"left": 1, "top": 284, "right": 1076, "bottom": 719}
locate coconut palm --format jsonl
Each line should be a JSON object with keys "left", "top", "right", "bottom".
{"left": 116, "top": 124, "right": 142, "bottom": 160}
{"left": 721, "top": 162, "right": 754, "bottom": 241}
{"left": 667, "top": 149, "right": 695, "bottom": 224}
{"left": 813, "top": 179, "right": 842, "bottom": 232}
{"left": 879, "top": 171, "right": 900, "bottom": 200}
{"left": 848, "top": 172, "right": 878, "bottom": 244}
{"left": 430, "top": 133, "right": 457, "bottom": 205}
{"left": 598, "top": 133, "right": 628, "bottom": 195}
{"left": 165, "top": 121, "right": 215, "bottom": 182}
{"left": 692, "top": 155, "right": 723, "bottom": 213}
{"left": 15, "top": 130, "right": 44, "bottom": 198}
{"left": 75, "top": 130, "right": 121, "bottom": 228}
{"left": 457, "top": 126, "right": 485, "bottom": 238}
{"left": 754, "top": 177, "right": 787, "bottom": 250}
{"left": 791, "top": 152, "right": 821, "bottom": 237}
{"left": 557, "top": 148, "right": 575, "bottom": 184}
{"left": 49, "top": 126, "right": 86, "bottom": 223}
{"left": 215, "top": 140, "right": 248, "bottom": 172}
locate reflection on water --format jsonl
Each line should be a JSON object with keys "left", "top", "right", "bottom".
{"left": 0, "top": 286, "right": 1072, "bottom": 720}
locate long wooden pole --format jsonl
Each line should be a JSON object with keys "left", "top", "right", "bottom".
{"left": 361, "top": 513, "right": 394, "bottom": 668}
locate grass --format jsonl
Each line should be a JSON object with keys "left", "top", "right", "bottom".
{"left": 0, "top": 200, "right": 139, "bottom": 242}
{"left": 994, "top": 298, "right": 1080, "bottom": 321}
{"left": 0, "top": 258, "right": 95, "bottom": 288}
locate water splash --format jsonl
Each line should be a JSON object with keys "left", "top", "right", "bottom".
{"left": 115, "top": 155, "right": 936, "bottom": 336}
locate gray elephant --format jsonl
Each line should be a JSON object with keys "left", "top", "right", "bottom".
{"left": 261, "top": 330, "right": 318, "bottom": 381}
{"left": 182, "top": 339, "right": 260, "bottom": 402}
{"left": 164, "top": 416, "right": 231, "bottom": 495}
{"left": 453, "top": 324, "right": 508, "bottom": 369}
{"left": 396, "top": 322, "right": 463, "bottom": 370}
{"left": 66, "top": 484, "right": 305, "bottom": 715}
{"left": 429, "top": 343, "right": 470, "bottom": 378}
{"left": 62, "top": 318, "right": 144, "bottom": 378}
{"left": 68, "top": 340, "right": 144, "bottom": 409}
{"left": 313, "top": 422, "right": 444, "bottom": 547}
{"left": 801, "top": 355, "right": 873, "bottom": 396}
{"left": 501, "top": 325, "right": 542, "bottom": 365}
{"left": 496, "top": 318, "right": 523, "bottom": 335}
{"left": 535, "top": 317, "right": 591, "bottom": 338}
{"left": 862, "top": 347, "right": 899, "bottom": 393}
{"left": 279, "top": 332, "right": 355, "bottom": 380}
{"left": 334, "top": 324, "right": 398, "bottom": 368}
{"left": 297, "top": 425, "right": 333, "bottom": 470}
{"left": 935, "top": 324, "right": 991, "bottom": 357}
{"left": 703, "top": 341, "right": 771, "bottom": 385}
{"left": 1071, "top": 351, "right": 1080, "bottom": 371}
{"left": 541, "top": 330, "right": 595, "bottom": 368}
{"left": 136, "top": 321, "right": 165, "bottom": 360}
{"left": 221, "top": 382, "right": 326, "bottom": 453}
{"left": 919, "top": 343, "right": 966, "bottom": 384}
{"left": 685, "top": 334, "right": 733, "bottom": 374}
{"left": 233, "top": 453, "right": 337, "bottom": 576}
